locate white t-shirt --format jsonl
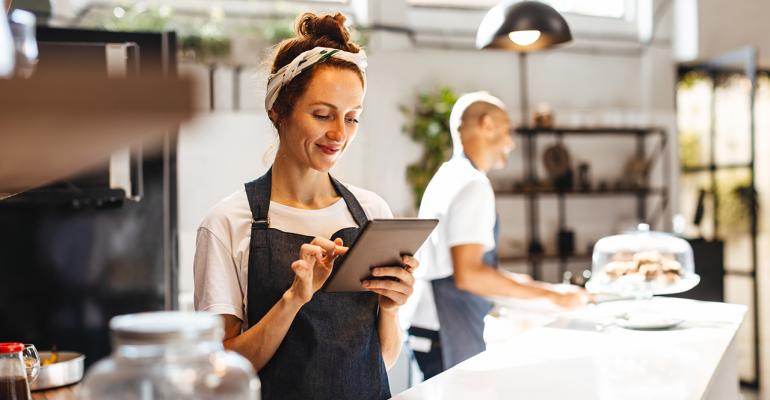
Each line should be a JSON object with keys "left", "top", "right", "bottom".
{"left": 193, "top": 184, "right": 393, "bottom": 329}
{"left": 407, "top": 156, "right": 496, "bottom": 331}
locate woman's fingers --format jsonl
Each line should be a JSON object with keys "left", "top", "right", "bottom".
{"left": 309, "top": 237, "right": 348, "bottom": 262}
{"left": 367, "top": 288, "right": 408, "bottom": 306}
{"left": 291, "top": 260, "right": 311, "bottom": 278}
{"left": 310, "top": 237, "right": 338, "bottom": 254}
{"left": 362, "top": 277, "right": 413, "bottom": 297}
{"left": 300, "top": 244, "right": 324, "bottom": 265}
{"left": 370, "top": 266, "right": 414, "bottom": 286}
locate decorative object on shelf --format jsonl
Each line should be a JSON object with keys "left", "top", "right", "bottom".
{"left": 475, "top": 0, "right": 571, "bottom": 128}
{"left": 597, "top": 180, "right": 609, "bottom": 192}
{"left": 542, "top": 142, "right": 573, "bottom": 191}
{"left": 557, "top": 228, "right": 575, "bottom": 256}
{"left": 620, "top": 155, "right": 649, "bottom": 189}
{"left": 533, "top": 102, "right": 554, "bottom": 128}
{"left": 577, "top": 162, "right": 591, "bottom": 191}
{"left": 400, "top": 86, "right": 459, "bottom": 209}
{"left": 527, "top": 239, "right": 545, "bottom": 257}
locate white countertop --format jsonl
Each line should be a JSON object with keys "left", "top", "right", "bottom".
{"left": 393, "top": 297, "right": 746, "bottom": 400}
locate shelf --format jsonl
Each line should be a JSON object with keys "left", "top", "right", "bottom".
{"left": 515, "top": 126, "right": 664, "bottom": 136}
{"left": 499, "top": 253, "right": 592, "bottom": 263}
{"left": 0, "top": 187, "right": 127, "bottom": 207}
{"left": 681, "top": 163, "right": 753, "bottom": 174}
{"left": 0, "top": 75, "right": 194, "bottom": 199}
{"left": 495, "top": 188, "right": 665, "bottom": 197}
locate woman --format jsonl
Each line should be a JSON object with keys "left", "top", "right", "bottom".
{"left": 193, "top": 12, "right": 417, "bottom": 400}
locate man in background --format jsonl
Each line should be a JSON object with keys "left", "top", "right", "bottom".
{"left": 407, "top": 91, "right": 587, "bottom": 379}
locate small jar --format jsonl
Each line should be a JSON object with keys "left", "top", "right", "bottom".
{"left": 81, "top": 312, "right": 259, "bottom": 400}
{"left": 0, "top": 342, "right": 31, "bottom": 400}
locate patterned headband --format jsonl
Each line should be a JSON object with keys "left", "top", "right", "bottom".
{"left": 265, "top": 46, "right": 368, "bottom": 112}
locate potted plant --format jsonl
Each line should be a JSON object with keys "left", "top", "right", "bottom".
{"left": 400, "top": 86, "right": 458, "bottom": 210}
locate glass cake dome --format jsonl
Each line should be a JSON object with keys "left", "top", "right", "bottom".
{"left": 586, "top": 224, "right": 700, "bottom": 296}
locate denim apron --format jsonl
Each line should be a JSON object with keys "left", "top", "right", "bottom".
{"left": 431, "top": 154, "right": 500, "bottom": 369}
{"left": 244, "top": 169, "right": 390, "bottom": 400}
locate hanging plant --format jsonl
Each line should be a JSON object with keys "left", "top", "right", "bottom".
{"left": 400, "top": 86, "right": 458, "bottom": 210}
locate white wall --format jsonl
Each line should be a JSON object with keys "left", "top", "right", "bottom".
{"left": 695, "top": 0, "right": 770, "bottom": 66}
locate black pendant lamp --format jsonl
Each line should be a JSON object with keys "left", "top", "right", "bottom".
{"left": 476, "top": 0, "right": 572, "bottom": 52}
{"left": 476, "top": 0, "right": 572, "bottom": 260}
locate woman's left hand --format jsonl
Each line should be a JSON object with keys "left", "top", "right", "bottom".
{"left": 362, "top": 255, "right": 419, "bottom": 312}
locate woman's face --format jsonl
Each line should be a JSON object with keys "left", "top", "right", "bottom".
{"left": 278, "top": 66, "right": 364, "bottom": 172}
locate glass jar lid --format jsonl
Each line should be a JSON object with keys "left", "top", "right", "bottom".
{"left": 110, "top": 312, "right": 224, "bottom": 345}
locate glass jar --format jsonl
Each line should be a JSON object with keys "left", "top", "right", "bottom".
{"left": 0, "top": 342, "right": 32, "bottom": 400}
{"left": 81, "top": 312, "right": 260, "bottom": 400}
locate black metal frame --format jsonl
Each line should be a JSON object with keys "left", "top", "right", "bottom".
{"left": 677, "top": 48, "right": 761, "bottom": 387}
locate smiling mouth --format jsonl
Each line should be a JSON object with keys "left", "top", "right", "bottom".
{"left": 316, "top": 144, "right": 341, "bottom": 155}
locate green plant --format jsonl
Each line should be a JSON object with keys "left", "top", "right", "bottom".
{"left": 400, "top": 86, "right": 459, "bottom": 209}
{"left": 99, "top": 4, "right": 231, "bottom": 61}
{"left": 102, "top": 5, "right": 171, "bottom": 32}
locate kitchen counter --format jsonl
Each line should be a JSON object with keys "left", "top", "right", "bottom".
{"left": 393, "top": 297, "right": 745, "bottom": 400}
{"left": 31, "top": 384, "right": 79, "bottom": 400}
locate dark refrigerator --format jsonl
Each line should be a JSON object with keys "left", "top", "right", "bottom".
{"left": 0, "top": 27, "right": 180, "bottom": 367}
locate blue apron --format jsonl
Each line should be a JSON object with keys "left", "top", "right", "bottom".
{"left": 431, "top": 155, "right": 500, "bottom": 369}
{"left": 244, "top": 169, "right": 390, "bottom": 400}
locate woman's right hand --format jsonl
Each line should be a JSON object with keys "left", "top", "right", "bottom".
{"left": 287, "top": 237, "right": 348, "bottom": 304}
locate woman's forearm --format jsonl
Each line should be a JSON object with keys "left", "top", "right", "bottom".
{"left": 224, "top": 290, "right": 304, "bottom": 370}
{"left": 377, "top": 308, "right": 403, "bottom": 369}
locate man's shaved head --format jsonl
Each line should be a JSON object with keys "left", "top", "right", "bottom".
{"left": 449, "top": 91, "right": 507, "bottom": 156}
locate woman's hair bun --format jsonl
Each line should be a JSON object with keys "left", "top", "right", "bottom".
{"left": 296, "top": 12, "right": 350, "bottom": 46}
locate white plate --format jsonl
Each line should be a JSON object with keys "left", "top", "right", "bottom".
{"left": 615, "top": 313, "right": 683, "bottom": 330}
{"left": 586, "top": 274, "right": 700, "bottom": 296}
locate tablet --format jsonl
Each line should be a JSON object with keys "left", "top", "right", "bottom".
{"left": 322, "top": 218, "right": 438, "bottom": 293}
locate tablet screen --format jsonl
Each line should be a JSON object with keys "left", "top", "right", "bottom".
{"left": 323, "top": 218, "right": 438, "bottom": 293}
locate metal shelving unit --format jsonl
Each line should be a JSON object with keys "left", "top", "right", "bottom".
{"left": 496, "top": 126, "right": 671, "bottom": 281}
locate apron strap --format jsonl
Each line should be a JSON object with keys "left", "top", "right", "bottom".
{"left": 330, "top": 176, "right": 369, "bottom": 228}
{"left": 245, "top": 169, "right": 274, "bottom": 326}
{"left": 244, "top": 168, "right": 272, "bottom": 229}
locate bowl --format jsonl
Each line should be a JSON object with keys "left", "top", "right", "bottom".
{"left": 30, "top": 351, "right": 85, "bottom": 391}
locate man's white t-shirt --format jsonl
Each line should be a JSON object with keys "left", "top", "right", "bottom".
{"left": 407, "top": 156, "right": 496, "bottom": 331}
{"left": 193, "top": 184, "right": 393, "bottom": 330}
